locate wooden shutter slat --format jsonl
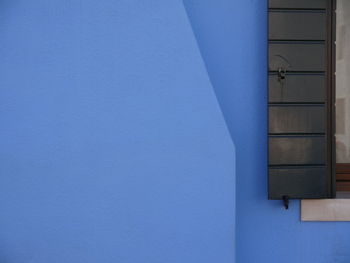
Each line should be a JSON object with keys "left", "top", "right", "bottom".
{"left": 269, "top": 106, "right": 325, "bottom": 134}
{"left": 269, "top": 0, "right": 327, "bottom": 9}
{"left": 269, "top": 43, "right": 325, "bottom": 72}
{"left": 269, "top": 74, "right": 325, "bottom": 103}
{"left": 269, "top": 12, "right": 326, "bottom": 40}
{"left": 269, "top": 167, "right": 328, "bottom": 199}
{"left": 269, "top": 137, "right": 325, "bottom": 166}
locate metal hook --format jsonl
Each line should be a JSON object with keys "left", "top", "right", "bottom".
{"left": 282, "top": 195, "right": 289, "bottom": 210}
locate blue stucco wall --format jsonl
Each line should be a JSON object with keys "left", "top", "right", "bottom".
{"left": 0, "top": 1, "right": 235, "bottom": 262}
{"left": 184, "top": 0, "right": 350, "bottom": 263}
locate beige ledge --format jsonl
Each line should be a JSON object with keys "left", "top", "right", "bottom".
{"left": 301, "top": 199, "right": 350, "bottom": 221}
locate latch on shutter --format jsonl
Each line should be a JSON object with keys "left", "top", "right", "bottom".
{"left": 277, "top": 67, "right": 286, "bottom": 82}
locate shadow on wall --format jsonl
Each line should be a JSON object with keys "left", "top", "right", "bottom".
{"left": 182, "top": 0, "right": 267, "bottom": 149}
{"left": 182, "top": 0, "right": 239, "bottom": 132}
{"left": 182, "top": 0, "right": 268, "bottom": 196}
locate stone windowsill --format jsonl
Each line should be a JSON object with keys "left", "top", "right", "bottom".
{"left": 301, "top": 194, "right": 350, "bottom": 221}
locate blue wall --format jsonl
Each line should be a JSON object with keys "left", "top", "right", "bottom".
{"left": 0, "top": 1, "right": 235, "bottom": 262}
{"left": 184, "top": 0, "right": 350, "bottom": 262}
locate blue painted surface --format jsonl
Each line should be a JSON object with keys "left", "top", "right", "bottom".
{"left": 184, "top": 0, "right": 350, "bottom": 262}
{"left": 0, "top": 1, "right": 235, "bottom": 262}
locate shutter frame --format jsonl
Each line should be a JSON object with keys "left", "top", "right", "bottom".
{"left": 268, "top": 0, "right": 336, "bottom": 200}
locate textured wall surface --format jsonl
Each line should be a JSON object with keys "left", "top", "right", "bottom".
{"left": 184, "top": 0, "right": 350, "bottom": 263}
{"left": 0, "top": 1, "right": 235, "bottom": 262}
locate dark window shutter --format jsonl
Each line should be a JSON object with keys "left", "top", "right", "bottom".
{"left": 268, "top": 0, "right": 335, "bottom": 199}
